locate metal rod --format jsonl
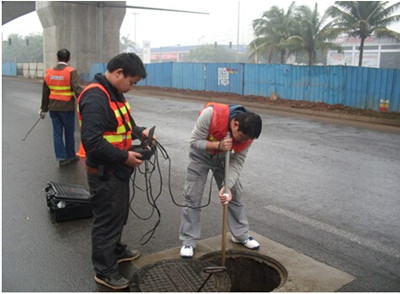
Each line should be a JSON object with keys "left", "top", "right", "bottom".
{"left": 21, "top": 117, "right": 41, "bottom": 141}
{"left": 221, "top": 132, "right": 231, "bottom": 267}
{"left": 197, "top": 266, "right": 226, "bottom": 292}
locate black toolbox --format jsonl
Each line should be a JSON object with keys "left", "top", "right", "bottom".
{"left": 44, "top": 181, "right": 92, "bottom": 222}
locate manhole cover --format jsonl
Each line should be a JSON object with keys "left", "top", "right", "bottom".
{"left": 132, "top": 259, "right": 231, "bottom": 292}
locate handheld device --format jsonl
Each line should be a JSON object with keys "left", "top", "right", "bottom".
{"left": 130, "top": 126, "right": 156, "bottom": 160}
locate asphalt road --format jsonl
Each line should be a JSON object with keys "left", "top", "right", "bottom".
{"left": 2, "top": 76, "right": 400, "bottom": 291}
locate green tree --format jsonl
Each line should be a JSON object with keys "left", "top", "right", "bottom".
{"left": 286, "top": 3, "right": 342, "bottom": 66}
{"left": 2, "top": 33, "right": 43, "bottom": 62}
{"left": 327, "top": 1, "right": 400, "bottom": 66}
{"left": 249, "top": 2, "right": 297, "bottom": 63}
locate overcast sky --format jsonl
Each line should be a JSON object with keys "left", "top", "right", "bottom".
{"left": 2, "top": 0, "right": 400, "bottom": 48}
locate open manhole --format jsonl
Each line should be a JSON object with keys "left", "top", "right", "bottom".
{"left": 199, "top": 250, "right": 288, "bottom": 292}
{"left": 131, "top": 259, "right": 231, "bottom": 292}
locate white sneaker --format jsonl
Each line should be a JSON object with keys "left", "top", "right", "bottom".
{"left": 180, "top": 245, "right": 194, "bottom": 258}
{"left": 231, "top": 236, "right": 260, "bottom": 250}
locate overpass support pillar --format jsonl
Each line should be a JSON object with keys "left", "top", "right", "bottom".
{"left": 36, "top": 1, "right": 125, "bottom": 79}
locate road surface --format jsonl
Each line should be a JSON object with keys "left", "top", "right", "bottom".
{"left": 2, "top": 77, "right": 400, "bottom": 291}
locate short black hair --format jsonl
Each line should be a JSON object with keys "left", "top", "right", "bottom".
{"left": 107, "top": 53, "right": 147, "bottom": 79}
{"left": 235, "top": 112, "right": 262, "bottom": 139}
{"left": 57, "top": 49, "right": 70, "bottom": 62}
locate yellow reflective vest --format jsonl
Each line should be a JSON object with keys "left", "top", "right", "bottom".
{"left": 44, "top": 67, "right": 75, "bottom": 101}
{"left": 77, "top": 83, "right": 133, "bottom": 151}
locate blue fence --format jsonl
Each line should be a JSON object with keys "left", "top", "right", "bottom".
{"left": 3, "top": 61, "right": 400, "bottom": 112}
{"left": 2, "top": 62, "right": 17, "bottom": 76}
{"left": 140, "top": 62, "right": 400, "bottom": 112}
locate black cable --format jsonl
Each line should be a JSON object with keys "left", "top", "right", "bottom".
{"left": 129, "top": 139, "right": 222, "bottom": 245}
{"left": 156, "top": 140, "right": 223, "bottom": 209}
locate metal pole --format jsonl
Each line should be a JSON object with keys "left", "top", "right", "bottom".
{"left": 21, "top": 117, "right": 41, "bottom": 141}
{"left": 221, "top": 132, "right": 231, "bottom": 267}
{"left": 98, "top": 2, "right": 103, "bottom": 61}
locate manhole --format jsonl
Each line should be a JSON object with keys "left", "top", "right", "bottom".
{"left": 131, "top": 259, "right": 231, "bottom": 292}
{"left": 199, "top": 250, "right": 288, "bottom": 292}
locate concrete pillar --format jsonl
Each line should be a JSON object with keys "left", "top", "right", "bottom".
{"left": 36, "top": 1, "right": 125, "bottom": 79}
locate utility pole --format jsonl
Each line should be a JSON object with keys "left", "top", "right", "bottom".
{"left": 236, "top": 1, "right": 240, "bottom": 48}
{"left": 132, "top": 12, "right": 139, "bottom": 47}
{"left": 236, "top": 1, "right": 240, "bottom": 62}
{"left": 98, "top": 2, "right": 104, "bottom": 61}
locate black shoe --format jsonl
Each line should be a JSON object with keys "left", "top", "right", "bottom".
{"left": 59, "top": 156, "right": 79, "bottom": 167}
{"left": 117, "top": 249, "right": 140, "bottom": 263}
{"left": 94, "top": 274, "right": 130, "bottom": 290}
{"left": 59, "top": 159, "right": 70, "bottom": 167}
{"left": 69, "top": 156, "right": 80, "bottom": 162}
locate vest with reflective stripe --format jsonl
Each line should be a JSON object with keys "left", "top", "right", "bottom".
{"left": 44, "top": 66, "right": 75, "bottom": 101}
{"left": 203, "top": 102, "right": 252, "bottom": 154}
{"left": 77, "top": 83, "right": 133, "bottom": 151}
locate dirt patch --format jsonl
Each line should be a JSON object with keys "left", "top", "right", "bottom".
{"left": 132, "top": 86, "right": 400, "bottom": 132}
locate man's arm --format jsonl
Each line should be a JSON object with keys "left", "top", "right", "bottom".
{"left": 71, "top": 70, "right": 83, "bottom": 97}
{"left": 190, "top": 107, "right": 221, "bottom": 152}
{"left": 227, "top": 147, "right": 249, "bottom": 189}
{"left": 40, "top": 81, "right": 50, "bottom": 112}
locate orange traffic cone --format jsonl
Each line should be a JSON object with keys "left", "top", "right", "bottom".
{"left": 76, "top": 142, "right": 86, "bottom": 158}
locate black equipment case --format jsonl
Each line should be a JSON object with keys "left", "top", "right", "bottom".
{"left": 45, "top": 181, "right": 92, "bottom": 222}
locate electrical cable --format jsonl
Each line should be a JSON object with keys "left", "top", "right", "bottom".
{"left": 129, "top": 139, "right": 222, "bottom": 245}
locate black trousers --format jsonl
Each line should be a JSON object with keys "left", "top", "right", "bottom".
{"left": 87, "top": 172, "right": 130, "bottom": 276}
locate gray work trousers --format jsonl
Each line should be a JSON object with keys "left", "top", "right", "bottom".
{"left": 87, "top": 172, "right": 130, "bottom": 276}
{"left": 179, "top": 150, "right": 250, "bottom": 247}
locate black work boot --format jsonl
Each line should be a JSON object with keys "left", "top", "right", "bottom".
{"left": 117, "top": 249, "right": 140, "bottom": 263}
{"left": 94, "top": 273, "right": 130, "bottom": 290}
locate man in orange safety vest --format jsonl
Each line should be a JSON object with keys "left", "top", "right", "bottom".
{"left": 40, "top": 48, "right": 82, "bottom": 166}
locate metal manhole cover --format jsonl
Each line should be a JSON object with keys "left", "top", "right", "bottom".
{"left": 134, "top": 259, "right": 231, "bottom": 292}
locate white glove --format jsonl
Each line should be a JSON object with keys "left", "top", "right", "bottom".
{"left": 39, "top": 110, "right": 46, "bottom": 119}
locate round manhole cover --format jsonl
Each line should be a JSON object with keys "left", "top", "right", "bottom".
{"left": 133, "top": 259, "right": 231, "bottom": 292}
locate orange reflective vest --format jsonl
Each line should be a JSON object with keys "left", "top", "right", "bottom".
{"left": 77, "top": 84, "right": 133, "bottom": 151}
{"left": 203, "top": 102, "right": 252, "bottom": 154}
{"left": 44, "top": 66, "right": 75, "bottom": 101}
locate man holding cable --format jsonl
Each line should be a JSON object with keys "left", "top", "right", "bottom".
{"left": 78, "top": 53, "right": 152, "bottom": 290}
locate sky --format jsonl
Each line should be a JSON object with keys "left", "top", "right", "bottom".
{"left": 2, "top": 0, "right": 400, "bottom": 48}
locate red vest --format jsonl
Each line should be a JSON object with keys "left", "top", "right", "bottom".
{"left": 44, "top": 66, "right": 75, "bottom": 101}
{"left": 77, "top": 84, "right": 133, "bottom": 151}
{"left": 203, "top": 102, "right": 252, "bottom": 153}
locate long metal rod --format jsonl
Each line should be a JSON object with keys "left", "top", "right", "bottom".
{"left": 221, "top": 132, "right": 231, "bottom": 267}
{"left": 21, "top": 117, "right": 41, "bottom": 141}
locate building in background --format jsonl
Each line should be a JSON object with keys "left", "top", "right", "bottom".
{"left": 327, "top": 35, "right": 400, "bottom": 69}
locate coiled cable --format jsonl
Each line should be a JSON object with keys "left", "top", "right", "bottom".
{"left": 129, "top": 139, "right": 221, "bottom": 245}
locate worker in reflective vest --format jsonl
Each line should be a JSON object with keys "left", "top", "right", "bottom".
{"left": 40, "top": 48, "right": 82, "bottom": 166}
{"left": 78, "top": 53, "right": 152, "bottom": 291}
{"left": 179, "top": 102, "right": 263, "bottom": 258}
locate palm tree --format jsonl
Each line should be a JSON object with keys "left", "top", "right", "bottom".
{"left": 286, "top": 3, "right": 342, "bottom": 66}
{"left": 249, "top": 2, "right": 297, "bottom": 63}
{"left": 327, "top": 1, "right": 400, "bottom": 66}
{"left": 120, "top": 35, "right": 137, "bottom": 52}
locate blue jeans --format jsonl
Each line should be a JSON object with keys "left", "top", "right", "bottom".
{"left": 49, "top": 111, "right": 76, "bottom": 161}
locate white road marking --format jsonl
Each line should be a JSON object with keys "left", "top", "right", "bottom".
{"left": 265, "top": 205, "right": 400, "bottom": 258}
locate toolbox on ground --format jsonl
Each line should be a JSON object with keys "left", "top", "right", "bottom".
{"left": 44, "top": 181, "right": 92, "bottom": 222}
